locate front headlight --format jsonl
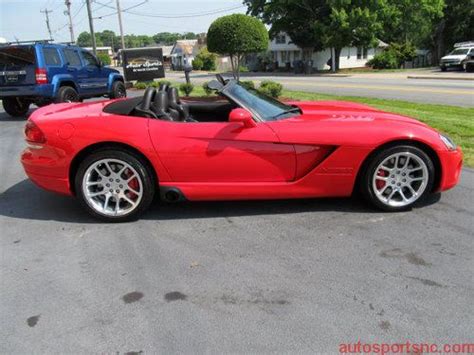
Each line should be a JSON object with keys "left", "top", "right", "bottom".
{"left": 440, "top": 133, "right": 457, "bottom": 150}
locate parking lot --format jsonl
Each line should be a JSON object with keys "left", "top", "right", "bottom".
{"left": 0, "top": 105, "right": 473, "bottom": 352}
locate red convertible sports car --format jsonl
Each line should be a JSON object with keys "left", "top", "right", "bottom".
{"left": 21, "top": 75, "right": 463, "bottom": 222}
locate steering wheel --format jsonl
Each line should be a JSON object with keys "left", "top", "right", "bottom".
{"left": 216, "top": 73, "right": 226, "bottom": 85}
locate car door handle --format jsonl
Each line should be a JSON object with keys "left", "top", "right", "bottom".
{"left": 67, "top": 67, "right": 76, "bottom": 72}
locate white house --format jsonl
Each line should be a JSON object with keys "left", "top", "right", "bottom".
{"left": 170, "top": 39, "right": 199, "bottom": 70}
{"left": 268, "top": 32, "right": 388, "bottom": 70}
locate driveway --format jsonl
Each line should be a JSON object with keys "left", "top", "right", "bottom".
{"left": 0, "top": 106, "right": 473, "bottom": 353}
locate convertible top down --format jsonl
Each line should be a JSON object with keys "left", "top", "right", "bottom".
{"left": 21, "top": 75, "right": 463, "bottom": 221}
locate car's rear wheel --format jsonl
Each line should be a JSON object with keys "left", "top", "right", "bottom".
{"left": 361, "top": 145, "right": 435, "bottom": 212}
{"left": 56, "top": 86, "right": 80, "bottom": 103}
{"left": 75, "top": 149, "right": 155, "bottom": 222}
{"left": 440, "top": 66, "right": 447, "bottom": 72}
{"left": 110, "top": 80, "right": 127, "bottom": 99}
{"left": 2, "top": 97, "right": 30, "bottom": 117}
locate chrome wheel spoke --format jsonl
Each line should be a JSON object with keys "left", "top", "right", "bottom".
{"left": 87, "top": 190, "right": 105, "bottom": 197}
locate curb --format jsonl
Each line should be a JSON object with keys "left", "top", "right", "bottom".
{"left": 407, "top": 75, "right": 474, "bottom": 81}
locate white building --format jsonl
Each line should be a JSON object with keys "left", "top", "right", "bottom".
{"left": 268, "top": 32, "right": 388, "bottom": 70}
{"left": 170, "top": 39, "right": 199, "bottom": 70}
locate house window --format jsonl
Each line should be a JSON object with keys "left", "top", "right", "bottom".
{"left": 357, "top": 47, "right": 368, "bottom": 60}
{"left": 275, "top": 34, "right": 286, "bottom": 44}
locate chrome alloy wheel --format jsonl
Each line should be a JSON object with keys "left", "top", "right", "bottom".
{"left": 372, "top": 152, "right": 429, "bottom": 208}
{"left": 82, "top": 158, "right": 143, "bottom": 217}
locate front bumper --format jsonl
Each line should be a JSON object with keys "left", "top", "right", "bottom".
{"left": 21, "top": 145, "right": 72, "bottom": 196}
{"left": 437, "top": 146, "right": 463, "bottom": 191}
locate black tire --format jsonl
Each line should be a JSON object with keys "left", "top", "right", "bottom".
{"left": 75, "top": 149, "right": 155, "bottom": 222}
{"left": 109, "top": 80, "right": 127, "bottom": 99}
{"left": 55, "top": 86, "right": 80, "bottom": 103}
{"left": 440, "top": 66, "right": 447, "bottom": 72}
{"left": 2, "top": 97, "right": 30, "bottom": 117}
{"left": 360, "top": 145, "right": 435, "bottom": 212}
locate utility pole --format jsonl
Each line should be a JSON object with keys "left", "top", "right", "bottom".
{"left": 40, "top": 9, "right": 53, "bottom": 39}
{"left": 116, "top": 0, "right": 126, "bottom": 50}
{"left": 64, "top": 0, "right": 75, "bottom": 43}
{"left": 85, "top": 0, "right": 97, "bottom": 54}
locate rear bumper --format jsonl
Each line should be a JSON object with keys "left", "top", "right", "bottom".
{"left": 0, "top": 84, "right": 53, "bottom": 99}
{"left": 21, "top": 145, "right": 72, "bottom": 196}
{"left": 437, "top": 146, "right": 463, "bottom": 191}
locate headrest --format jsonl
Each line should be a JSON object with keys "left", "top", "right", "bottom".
{"left": 159, "top": 83, "right": 169, "bottom": 92}
{"left": 153, "top": 91, "right": 169, "bottom": 112}
{"left": 168, "top": 87, "right": 180, "bottom": 105}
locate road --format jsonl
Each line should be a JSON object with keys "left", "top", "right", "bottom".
{"left": 0, "top": 105, "right": 473, "bottom": 352}
{"left": 166, "top": 70, "right": 474, "bottom": 107}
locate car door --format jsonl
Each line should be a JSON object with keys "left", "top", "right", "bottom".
{"left": 62, "top": 47, "right": 82, "bottom": 86}
{"left": 148, "top": 119, "right": 296, "bottom": 183}
{"left": 79, "top": 50, "right": 107, "bottom": 95}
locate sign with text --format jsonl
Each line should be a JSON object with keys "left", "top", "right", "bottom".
{"left": 122, "top": 48, "right": 165, "bottom": 81}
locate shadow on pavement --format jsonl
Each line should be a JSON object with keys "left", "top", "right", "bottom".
{"left": 0, "top": 178, "right": 441, "bottom": 223}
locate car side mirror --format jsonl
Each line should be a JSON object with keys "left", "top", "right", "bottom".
{"left": 229, "top": 108, "right": 256, "bottom": 128}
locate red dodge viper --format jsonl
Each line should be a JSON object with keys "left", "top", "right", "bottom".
{"left": 21, "top": 75, "right": 463, "bottom": 221}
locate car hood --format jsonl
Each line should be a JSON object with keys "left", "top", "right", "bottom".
{"left": 269, "top": 100, "right": 441, "bottom": 148}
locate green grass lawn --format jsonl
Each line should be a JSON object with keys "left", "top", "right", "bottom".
{"left": 151, "top": 83, "right": 474, "bottom": 167}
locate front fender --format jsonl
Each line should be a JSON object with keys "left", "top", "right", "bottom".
{"left": 107, "top": 73, "right": 124, "bottom": 92}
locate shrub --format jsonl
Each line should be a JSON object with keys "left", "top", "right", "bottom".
{"left": 192, "top": 57, "right": 203, "bottom": 70}
{"left": 239, "top": 80, "right": 255, "bottom": 90}
{"left": 179, "top": 83, "right": 194, "bottom": 96}
{"left": 367, "top": 42, "right": 416, "bottom": 69}
{"left": 238, "top": 65, "right": 249, "bottom": 73}
{"left": 258, "top": 80, "right": 283, "bottom": 98}
{"left": 134, "top": 81, "right": 147, "bottom": 89}
{"left": 97, "top": 53, "right": 111, "bottom": 65}
{"left": 202, "top": 81, "right": 213, "bottom": 96}
{"left": 367, "top": 51, "right": 399, "bottom": 69}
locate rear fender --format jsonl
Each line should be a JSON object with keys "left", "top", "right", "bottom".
{"left": 107, "top": 73, "right": 124, "bottom": 92}
{"left": 51, "top": 74, "right": 78, "bottom": 96}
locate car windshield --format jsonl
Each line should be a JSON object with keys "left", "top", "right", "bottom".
{"left": 225, "top": 82, "right": 299, "bottom": 121}
{"left": 449, "top": 48, "right": 469, "bottom": 55}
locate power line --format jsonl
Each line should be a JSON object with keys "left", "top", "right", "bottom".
{"left": 125, "top": 4, "right": 245, "bottom": 18}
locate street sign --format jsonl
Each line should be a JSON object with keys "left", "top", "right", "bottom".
{"left": 122, "top": 47, "right": 165, "bottom": 81}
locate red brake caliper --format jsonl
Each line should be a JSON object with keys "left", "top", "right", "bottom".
{"left": 375, "top": 169, "right": 387, "bottom": 189}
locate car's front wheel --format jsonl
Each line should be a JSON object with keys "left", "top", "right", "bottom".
{"left": 361, "top": 145, "right": 435, "bottom": 212}
{"left": 110, "top": 81, "right": 127, "bottom": 99}
{"left": 2, "top": 97, "right": 30, "bottom": 117}
{"left": 75, "top": 149, "right": 155, "bottom": 222}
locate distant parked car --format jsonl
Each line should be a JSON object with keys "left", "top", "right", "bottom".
{"left": 440, "top": 42, "right": 474, "bottom": 72}
{"left": 0, "top": 41, "right": 126, "bottom": 117}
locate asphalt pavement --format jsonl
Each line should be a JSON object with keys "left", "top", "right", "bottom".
{"left": 0, "top": 103, "right": 473, "bottom": 353}
{"left": 165, "top": 69, "right": 474, "bottom": 107}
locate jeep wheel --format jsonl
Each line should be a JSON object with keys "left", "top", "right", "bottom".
{"left": 56, "top": 86, "right": 80, "bottom": 103}
{"left": 110, "top": 81, "right": 127, "bottom": 99}
{"left": 2, "top": 97, "right": 30, "bottom": 117}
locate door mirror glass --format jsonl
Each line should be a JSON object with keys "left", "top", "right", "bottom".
{"left": 229, "top": 108, "right": 256, "bottom": 128}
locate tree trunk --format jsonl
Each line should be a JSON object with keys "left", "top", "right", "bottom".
{"left": 335, "top": 47, "right": 342, "bottom": 71}
{"left": 230, "top": 54, "right": 236, "bottom": 79}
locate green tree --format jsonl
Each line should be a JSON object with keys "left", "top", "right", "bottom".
{"left": 194, "top": 47, "right": 217, "bottom": 71}
{"left": 77, "top": 31, "right": 92, "bottom": 47}
{"left": 380, "top": 0, "right": 444, "bottom": 46}
{"left": 207, "top": 14, "right": 268, "bottom": 79}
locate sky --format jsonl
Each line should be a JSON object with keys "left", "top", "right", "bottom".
{"left": 0, "top": 0, "right": 247, "bottom": 42}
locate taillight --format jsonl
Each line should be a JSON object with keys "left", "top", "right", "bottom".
{"left": 24, "top": 120, "right": 46, "bottom": 144}
{"left": 35, "top": 68, "right": 48, "bottom": 84}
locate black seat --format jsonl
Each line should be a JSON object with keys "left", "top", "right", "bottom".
{"left": 168, "top": 87, "right": 190, "bottom": 121}
{"left": 152, "top": 91, "right": 174, "bottom": 121}
{"left": 134, "top": 87, "right": 157, "bottom": 118}
{"left": 158, "top": 83, "right": 169, "bottom": 92}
